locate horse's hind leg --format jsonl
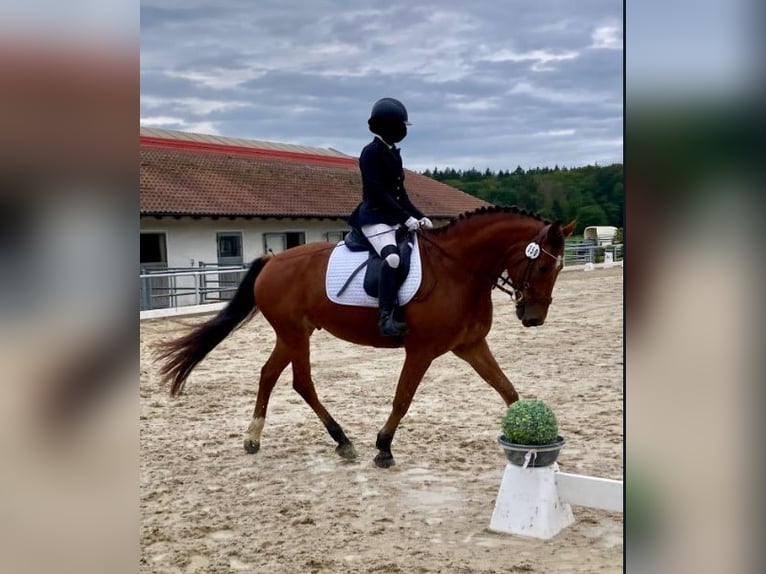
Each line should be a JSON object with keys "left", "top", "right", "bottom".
{"left": 290, "top": 336, "right": 356, "bottom": 460}
{"left": 244, "top": 339, "right": 291, "bottom": 454}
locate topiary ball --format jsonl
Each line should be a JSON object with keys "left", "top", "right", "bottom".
{"left": 502, "top": 399, "right": 559, "bottom": 445}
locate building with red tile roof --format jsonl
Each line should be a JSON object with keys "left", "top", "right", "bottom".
{"left": 140, "top": 127, "right": 487, "bottom": 220}
{"left": 139, "top": 127, "right": 488, "bottom": 308}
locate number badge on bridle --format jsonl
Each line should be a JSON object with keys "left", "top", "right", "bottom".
{"left": 525, "top": 242, "right": 540, "bottom": 259}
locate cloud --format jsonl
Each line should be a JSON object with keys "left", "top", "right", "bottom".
{"left": 162, "top": 68, "right": 267, "bottom": 90}
{"left": 590, "top": 25, "right": 622, "bottom": 50}
{"left": 508, "top": 81, "right": 618, "bottom": 106}
{"left": 140, "top": 116, "right": 221, "bottom": 135}
{"left": 444, "top": 95, "right": 501, "bottom": 112}
{"left": 138, "top": 116, "right": 185, "bottom": 127}
{"left": 533, "top": 129, "right": 576, "bottom": 137}
{"left": 141, "top": 95, "right": 251, "bottom": 115}
{"left": 140, "top": 0, "right": 623, "bottom": 170}
{"left": 479, "top": 48, "right": 580, "bottom": 72}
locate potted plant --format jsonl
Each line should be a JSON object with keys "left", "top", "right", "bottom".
{"left": 498, "top": 399, "right": 565, "bottom": 467}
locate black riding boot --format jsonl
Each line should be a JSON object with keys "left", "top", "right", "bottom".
{"left": 378, "top": 262, "right": 408, "bottom": 337}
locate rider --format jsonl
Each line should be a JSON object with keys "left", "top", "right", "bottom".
{"left": 347, "top": 97, "right": 433, "bottom": 337}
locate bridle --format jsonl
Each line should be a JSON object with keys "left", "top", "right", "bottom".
{"left": 494, "top": 224, "right": 563, "bottom": 306}
{"left": 415, "top": 221, "right": 562, "bottom": 305}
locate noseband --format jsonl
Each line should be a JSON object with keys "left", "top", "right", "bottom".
{"left": 494, "top": 225, "right": 562, "bottom": 305}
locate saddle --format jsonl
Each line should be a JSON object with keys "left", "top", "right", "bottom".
{"left": 338, "top": 227, "right": 415, "bottom": 299}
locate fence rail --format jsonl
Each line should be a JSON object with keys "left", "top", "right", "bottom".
{"left": 563, "top": 242, "right": 623, "bottom": 267}
{"left": 140, "top": 265, "right": 249, "bottom": 311}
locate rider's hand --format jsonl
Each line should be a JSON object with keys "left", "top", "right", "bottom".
{"left": 418, "top": 217, "right": 433, "bottom": 229}
{"left": 405, "top": 216, "right": 421, "bottom": 231}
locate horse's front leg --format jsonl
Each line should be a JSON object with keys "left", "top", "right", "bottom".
{"left": 374, "top": 352, "right": 432, "bottom": 468}
{"left": 452, "top": 338, "right": 519, "bottom": 405}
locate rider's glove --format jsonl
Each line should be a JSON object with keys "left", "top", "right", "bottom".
{"left": 405, "top": 217, "right": 421, "bottom": 231}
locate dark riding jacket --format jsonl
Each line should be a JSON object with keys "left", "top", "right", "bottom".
{"left": 347, "top": 137, "right": 425, "bottom": 229}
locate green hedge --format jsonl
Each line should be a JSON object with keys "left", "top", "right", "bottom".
{"left": 502, "top": 399, "right": 559, "bottom": 445}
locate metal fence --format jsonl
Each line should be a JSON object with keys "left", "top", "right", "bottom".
{"left": 563, "top": 243, "right": 623, "bottom": 267}
{"left": 140, "top": 265, "right": 249, "bottom": 311}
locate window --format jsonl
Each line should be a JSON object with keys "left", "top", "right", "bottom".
{"left": 140, "top": 232, "right": 168, "bottom": 310}
{"left": 264, "top": 232, "right": 305, "bottom": 254}
{"left": 324, "top": 230, "right": 347, "bottom": 244}
{"left": 217, "top": 232, "right": 242, "bottom": 260}
{"left": 263, "top": 233, "right": 285, "bottom": 254}
{"left": 140, "top": 232, "right": 167, "bottom": 265}
{"left": 285, "top": 232, "right": 305, "bottom": 249}
{"left": 215, "top": 233, "right": 244, "bottom": 301}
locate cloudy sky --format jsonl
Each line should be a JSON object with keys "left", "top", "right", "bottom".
{"left": 140, "top": 1, "right": 623, "bottom": 172}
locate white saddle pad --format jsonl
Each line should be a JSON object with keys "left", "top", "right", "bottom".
{"left": 325, "top": 235, "right": 422, "bottom": 308}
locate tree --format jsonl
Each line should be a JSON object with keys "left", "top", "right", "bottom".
{"left": 418, "top": 163, "right": 623, "bottom": 229}
{"left": 551, "top": 198, "right": 568, "bottom": 223}
{"left": 575, "top": 204, "right": 609, "bottom": 234}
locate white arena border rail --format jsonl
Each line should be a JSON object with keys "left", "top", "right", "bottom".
{"left": 562, "top": 259, "right": 624, "bottom": 272}
{"left": 489, "top": 462, "right": 623, "bottom": 539}
{"left": 141, "top": 302, "right": 227, "bottom": 321}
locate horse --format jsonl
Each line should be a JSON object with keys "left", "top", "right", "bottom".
{"left": 157, "top": 206, "right": 576, "bottom": 467}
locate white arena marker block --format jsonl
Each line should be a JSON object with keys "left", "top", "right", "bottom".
{"left": 488, "top": 463, "right": 575, "bottom": 539}
{"left": 555, "top": 472, "right": 623, "bottom": 512}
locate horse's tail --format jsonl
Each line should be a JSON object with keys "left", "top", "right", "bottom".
{"left": 157, "top": 256, "right": 270, "bottom": 397}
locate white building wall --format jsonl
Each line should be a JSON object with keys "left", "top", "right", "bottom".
{"left": 140, "top": 216, "right": 350, "bottom": 268}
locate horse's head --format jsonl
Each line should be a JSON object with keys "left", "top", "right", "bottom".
{"left": 509, "top": 220, "right": 576, "bottom": 327}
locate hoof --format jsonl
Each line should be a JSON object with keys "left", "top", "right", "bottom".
{"left": 336, "top": 443, "right": 357, "bottom": 460}
{"left": 243, "top": 439, "right": 260, "bottom": 454}
{"left": 373, "top": 452, "right": 395, "bottom": 468}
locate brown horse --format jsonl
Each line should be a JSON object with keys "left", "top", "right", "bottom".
{"left": 157, "top": 206, "right": 575, "bottom": 467}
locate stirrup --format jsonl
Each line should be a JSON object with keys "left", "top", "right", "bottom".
{"left": 379, "top": 312, "right": 408, "bottom": 337}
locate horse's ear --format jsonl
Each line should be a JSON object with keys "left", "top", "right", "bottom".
{"left": 562, "top": 220, "right": 576, "bottom": 237}
{"left": 546, "top": 222, "right": 563, "bottom": 248}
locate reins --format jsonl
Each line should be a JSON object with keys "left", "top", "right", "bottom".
{"left": 493, "top": 271, "right": 516, "bottom": 297}
{"left": 412, "top": 228, "right": 455, "bottom": 262}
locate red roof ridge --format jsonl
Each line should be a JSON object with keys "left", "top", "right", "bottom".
{"left": 140, "top": 131, "right": 490, "bottom": 219}
{"left": 140, "top": 135, "right": 359, "bottom": 167}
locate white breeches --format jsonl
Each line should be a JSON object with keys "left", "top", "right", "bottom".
{"left": 361, "top": 223, "right": 400, "bottom": 268}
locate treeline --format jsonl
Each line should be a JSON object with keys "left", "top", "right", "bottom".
{"left": 421, "top": 164, "right": 623, "bottom": 234}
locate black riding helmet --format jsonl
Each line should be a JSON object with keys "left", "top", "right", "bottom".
{"left": 369, "top": 97, "right": 410, "bottom": 125}
{"left": 368, "top": 97, "right": 410, "bottom": 144}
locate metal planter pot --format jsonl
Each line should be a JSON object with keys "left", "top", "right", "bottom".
{"left": 497, "top": 435, "right": 565, "bottom": 468}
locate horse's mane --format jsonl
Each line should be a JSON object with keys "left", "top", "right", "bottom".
{"left": 430, "top": 205, "right": 551, "bottom": 235}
